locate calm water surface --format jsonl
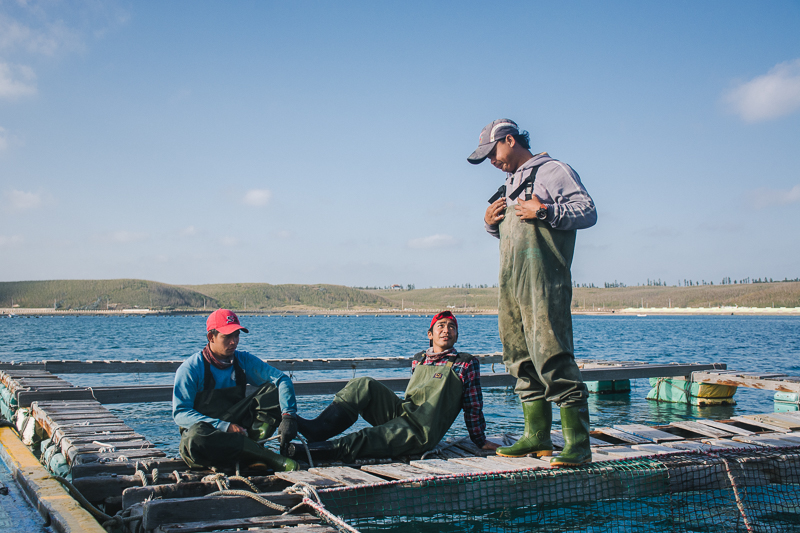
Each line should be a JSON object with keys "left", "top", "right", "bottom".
{"left": 3, "top": 314, "right": 799, "bottom": 456}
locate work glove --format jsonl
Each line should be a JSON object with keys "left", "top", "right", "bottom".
{"left": 278, "top": 413, "right": 298, "bottom": 455}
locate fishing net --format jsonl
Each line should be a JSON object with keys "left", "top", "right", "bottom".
{"left": 312, "top": 446, "right": 800, "bottom": 533}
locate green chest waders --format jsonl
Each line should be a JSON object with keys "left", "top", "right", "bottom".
{"left": 333, "top": 357, "right": 465, "bottom": 462}
{"left": 179, "top": 357, "right": 282, "bottom": 468}
{"left": 497, "top": 205, "right": 587, "bottom": 406}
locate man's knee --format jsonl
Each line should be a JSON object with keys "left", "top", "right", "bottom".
{"left": 180, "top": 422, "right": 244, "bottom": 468}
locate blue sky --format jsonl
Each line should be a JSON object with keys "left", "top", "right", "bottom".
{"left": 1, "top": 1, "right": 798, "bottom": 288}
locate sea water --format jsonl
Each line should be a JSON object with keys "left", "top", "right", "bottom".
{"left": 2, "top": 314, "right": 799, "bottom": 456}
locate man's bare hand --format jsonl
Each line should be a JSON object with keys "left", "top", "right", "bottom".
{"left": 481, "top": 441, "right": 501, "bottom": 451}
{"left": 514, "top": 195, "right": 545, "bottom": 220}
{"left": 227, "top": 423, "right": 247, "bottom": 434}
{"left": 485, "top": 197, "right": 507, "bottom": 225}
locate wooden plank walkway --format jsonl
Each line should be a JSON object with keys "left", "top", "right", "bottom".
{"left": 30, "top": 399, "right": 167, "bottom": 471}
{"left": 1, "top": 359, "right": 730, "bottom": 405}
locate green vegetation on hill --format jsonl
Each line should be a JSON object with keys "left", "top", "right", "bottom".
{"left": 0, "top": 279, "right": 213, "bottom": 310}
{"left": 373, "top": 281, "right": 800, "bottom": 310}
{"left": 182, "top": 283, "right": 392, "bottom": 310}
{"left": 369, "top": 287, "right": 500, "bottom": 310}
{"left": 1, "top": 279, "right": 798, "bottom": 311}
{"left": 570, "top": 281, "right": 800, "bottom": 310}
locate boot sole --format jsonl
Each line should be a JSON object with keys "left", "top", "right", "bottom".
{"left": 496, "top": 450, "right": 553, "bottom": 458}
{"left": 550, "top": 458, "right": 591, "bottom": 467}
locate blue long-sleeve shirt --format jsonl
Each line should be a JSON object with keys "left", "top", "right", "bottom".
{"left": 172, "top": 350, "right": 297, "bottom": 433}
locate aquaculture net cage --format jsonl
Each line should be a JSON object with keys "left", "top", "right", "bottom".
{"left": 309, "top": 446, "right": 800, "bottom": 533}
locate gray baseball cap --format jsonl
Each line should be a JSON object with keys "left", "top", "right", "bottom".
{"left": 467, "top": 119, "right": 520, "bottom": 164}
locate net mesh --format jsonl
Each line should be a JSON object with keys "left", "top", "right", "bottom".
{"left": 312, "top": 446, "right": 800, "bottom": 533}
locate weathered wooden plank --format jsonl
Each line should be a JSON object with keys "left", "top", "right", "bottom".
{"left": 71, "top": 457, "right": 189, "bottom": 479}
{"left": 661, "top": 440, "right": 712, "bottom": 451}
{"left": 731, "top": 434, "right": 800, "bottom": 447}
{"left": 360, "top": 463, "right": 431, "bottom": 480}
{"left": 451, "top": 438, "right": 486, "bottom": 456}
{"left": 52, "top": 425, "right": 140, "bottom": 444}
{"left": 593, "top": 427, "right": 651, "bottom": 444}
{"left": 409, "top": 459, "right": 482, "bottom": 474}
{"left": 308, "top": 466, "right": 385, "bottom": 486}
{"left": 155, "top": 514, "right": 323, "bottom": 533}
{"left": 142, "top": 492, "right": 303, "bottom": 531}
{"left": 550, "top": 429, "right": 612, "bottom": 448}
{"left": 487, "top": 455, "right": 551, "bottom": 469}
{"left": 16, "top": 388, "right": 96, "bottom": 406}
{"left": 70, "top": 448, "right": 167, "bottom": 465}
{"left": 612, "top": 424, "right": 683, "bottom": 442}
{"left": 670, "top": 421, "right": 734, "bottom": 438}
{"left": 631, "top": 444, "right": 685, "bottom": 455}
{"left": 693, "top": 419, "right": 754, "bottom": 436}
{"left": 700, "top": 439, "right": 761, "bottom": 449}
{"left": 274, "top": 470, "right": 342, "bottom": 488}
{"left": 756, "top": 413, "right": 800, "bottom": 430}
{"left": 593, "top": 446, "right": 653, "bottom": 459}
{"left": 450, "top": 456, "right": 529, "bottom": 472}
{"left": 733, "top": 415, "right": 792, "bottom": 433}
{"left": 692, "top": 371, "right": 800, "bottom": 393}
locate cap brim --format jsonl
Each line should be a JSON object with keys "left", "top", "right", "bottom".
{"left": 467, "top": 142, "right": 497, "bottom": 164}
{"left": 215, "top": 324, "right": 249, "bottom": 335}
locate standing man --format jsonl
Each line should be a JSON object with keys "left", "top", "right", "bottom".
{"left": 288, "top": 311, "right": 499, "bottom": 463}
{"left": 173, "top": 309, "right": 299, "bottom": 471}
{"left": 467, "top": 119, "right": 597, "bottom": 466}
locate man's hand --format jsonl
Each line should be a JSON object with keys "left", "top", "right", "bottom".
{"left": 481, "top": 441, "right": 501, "bottom": 451}
{"left": 485, "top": 197, "right": 507, "bottom": 225}
{"left": 278, "top": 414, "right": 298, "bottom": 455}
{"left": 514, "top": 195, "right": 545, "bottom": 220}
{"left": 227, "top": 423, "right": 247, "bottom": 435}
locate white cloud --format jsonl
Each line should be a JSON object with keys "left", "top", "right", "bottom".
{"left": 751, "top": 184, "right": 800, "bottom": 209}
{"left": 0, "top": 235, "right": 23, "bottom": 247}
{"left": 179, "top": 225, "right": 198, "bottom": 237}
{"left": 107, "top": 231, "right": 147, "bottom": 243}
{"left": 221, "top": 236, "right": 240, "bottom": 247}
{"left": 407, "top": 234, "right": 459, "bottom": 250}
{"left": 0, "top": 126, "right": 7, "bottom": 151}
{"left": 0, "top": 62, "right": 36, "bottom": 99}
{"left": 7, "top": 189, "right": 42, "bottom": 210}
{"left": 0, "top": 13, "right": 84, "bottom": 56}
{"left": 725, "top": 59, "right": 800, "bottom": 122}
{"left": 242, "top": 189, "right": 272, "bottom": 207}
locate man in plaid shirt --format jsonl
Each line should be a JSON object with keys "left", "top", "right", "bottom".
{"left": 290, "top": 311, "right": 499, "bottom": 462}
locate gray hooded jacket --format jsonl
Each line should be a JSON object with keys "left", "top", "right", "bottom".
{"left": 485, "top": 153, "right": 597, "bottom": 238}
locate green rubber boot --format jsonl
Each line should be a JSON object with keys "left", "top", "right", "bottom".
{"left": 550, "top": 403, "right": 592, "bottom": 467}
{"left": 496, "top": 400, "right": 553, "bottom": 457}
{"left": 241, "top": 438, "right": 299, "bottom": 472}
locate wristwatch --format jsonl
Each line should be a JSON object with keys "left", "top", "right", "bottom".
{"left": 536, "top": 206, "right": 548, "bottom": 220}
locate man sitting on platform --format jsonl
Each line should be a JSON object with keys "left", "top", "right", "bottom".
{"left": 289, "top": 311, "right": 500, "bottom": 463}
{"left": 173, "top": 309, "right": 299, "bottom": 471}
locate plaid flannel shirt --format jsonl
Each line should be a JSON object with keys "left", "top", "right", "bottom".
{"left": 410, "top": 349, "right": 487, "bottom": 447}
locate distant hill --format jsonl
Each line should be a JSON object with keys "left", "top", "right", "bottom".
{"left": 0, "top": 279, "right": 213, "bottom": 310}
{"left": 1, "top": 279, "right": 798, "bottom": 311}
{"left": 182, "top": 283, "right": 393, "bottom": 310}
{"left": 372, "top": 281, "right": 800, "bottom": 310}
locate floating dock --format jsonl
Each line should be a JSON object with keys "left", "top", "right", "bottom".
{"left": 2, "top": 356, "right": 800, "bottom": 532}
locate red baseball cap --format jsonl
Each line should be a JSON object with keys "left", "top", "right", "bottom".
{"left": 206, "top": 309, "right": 249, "bottom": 335}
{"left": 430, "top": 311, "right": 457, "bottom": 329}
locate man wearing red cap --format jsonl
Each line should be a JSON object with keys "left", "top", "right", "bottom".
{"left": 287, "top": 311, "right": 499, "bottom": 463}
{"left": 173, "top": 309, "right": 299, "bottom": 471}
